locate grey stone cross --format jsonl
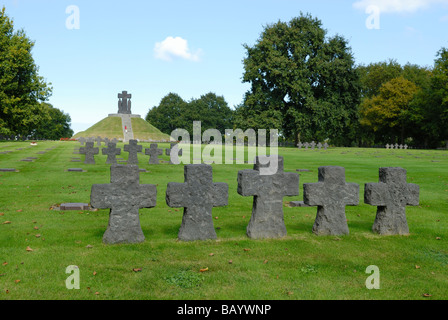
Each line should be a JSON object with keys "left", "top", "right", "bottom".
{"left": 123, "top": 139, "right": 142, "bottom": 165}
{"left": 145, "top": 144, "right": 163, "bottom": 164}
{"left": 79, "top": 141, "right": 99, "bottom": 164}
{"left": 303, "top": 166, "right": 359, "bottom": 236}
{"left": 102, "top": 142, "right": 121, "bottom": 164}
{"left": 90, "top": 165, "right": 157, "bottom": 244}
{"left": 78, "top": 137, "right": 86, "bottom": 146}
{"left": 364, "top": 167, "right": 419, "bottom": 235}
{"left": 297, "top": 142, "right": 303, "bottom": 149}
{"left": 166, "top": 164, "right": 228, "bottom": 241}
{"left": 310, "top": 141, "right": 316, "bottom": 149}
{"left": 237, "top": 156, "right": 299, "bottom": 239}
{"left": 95, "top": 136, "right": 102, "bottom": 147}
{"left": 118, "top": 91, "right": 132, "bottom": 114}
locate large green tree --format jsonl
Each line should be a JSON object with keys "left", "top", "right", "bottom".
{"left": 0, "top": 7, "right": 52, "bottom": 136}
{"left": 32, "top": 103, "right": 74, "bottom": 140}
{"left": 146, "top": 92, "right": 233, "bottom": 137}
{"left": 237, "top": 13, "right": 361, "bottom": 145}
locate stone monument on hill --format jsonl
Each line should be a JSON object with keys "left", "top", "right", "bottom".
{"left": 109, "top": 90, "right": 141, "bottom": 143}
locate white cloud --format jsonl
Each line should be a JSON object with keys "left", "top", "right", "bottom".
{"left": 154, "top": 36, "right": 202, "bottom": 62}
{"left": 353, "top": 0, "right": 448, "bottom": 14}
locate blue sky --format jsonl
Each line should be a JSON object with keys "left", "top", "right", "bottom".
{"left": 1, "top": 0, "right": 448, "bottom": 134}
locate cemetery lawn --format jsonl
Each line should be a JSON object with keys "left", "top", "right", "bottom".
{"left": 1, "top": 141, "right": 447, "bottom": 300}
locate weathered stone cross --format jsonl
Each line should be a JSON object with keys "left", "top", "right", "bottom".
{"left": 166, "top": 164, "right": 228, "bottom": 241}
{"left": 237, "top": 156, "right": 299, "bottom": 239}
{"left": 303, "top": 166, "right": 359, "bottom": 236}
{"left": 118, "top": 91, "right": 132, "bottom": 114}
{"left": 364, "top": 167, "right": 419, "bottom": 235}
{"left": 102, "top": 142, "right": 121, "bottom": 164}
{"left": 79, "top": 141, "right": 99, "bottom": 164}
{"left": 90, "top": 165, "right": 157, "bottom": 244}
{"left": 123, "top": 139, "right": 142, "bottom": 165}
{"left": 145, "top": 144, "right": 163, "bottom": 164}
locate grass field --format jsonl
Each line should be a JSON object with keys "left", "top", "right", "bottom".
{"left": 0, "top": 140, "right": 447, "bottom": 300}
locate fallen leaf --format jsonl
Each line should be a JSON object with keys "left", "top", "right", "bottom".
{"left": 93, "top": 271, "right": 97, "bottom": 276}
{"left": 2, "top": 221, "right": 11, "bottom": 225}
{"left": 215, "top": 216, "right": 218, "bottom": 220}
{"left": 263, "top": 260, "right": 268, "bottom": 264}
{"left": 423, "top": 293, "right": 432, "bottom": 297}
{"left": 16, "top": 210, "right": 22, "bottom": 212}
{"left": 209, "top": 253, "right": 214, "bottom": 256}
{"left": 14, "top": 280, "right": 20, "bottom": 284}
{"left": 436, "top": 237, "right": 441, "bottom": 240}
{"left": 95, "top": 292, "right": 100, "bottom": 295}
{"left": 86, "top": 244, "right": 93, "bottom": 248}
{"left": 415, "top": 265, "right": 421, "bottom": 269}
{"left": 228, "top": 260, "right": 233, "bottom": 264}
{"left": 2, "top": 262, "right": 7, "bottom": 266}
{"left": 5, "top": 290, "right": 9, "bottom": 294}
{"left": 132, "top": 268, "right": 142, "bottom": 272}
{"left": 35, "top": 234, "right": 41, "bottom": 238}
{"left": 0, "top": 213, "right": 4, "bottom": 216}
{"left": 26, "top": 246, "right": 33, "bottom": 252}
{"left": 199, "top": 267, "right": 209, "bottom": 272}
{"left": 33, "top": 226, "right": 39, "bottom": 230}
{"left": 243, "top": 248, "right": 251, "bottom": 252}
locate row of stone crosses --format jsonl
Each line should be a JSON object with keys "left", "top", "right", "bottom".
{"left": 386, "top": 143, "right": 409, "bottom": 150}
{"left": 89, "top": 155, "right": 420, "bottom": 244}
{"left": 78, "top": 139, "right": 179, "bottom": 165}
{"left": 297, "top": 141, "right": 328, "bottom": 150}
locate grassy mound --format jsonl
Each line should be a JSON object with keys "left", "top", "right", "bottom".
{"left": 72, "top": 117, "right": 171, "bottom": 141}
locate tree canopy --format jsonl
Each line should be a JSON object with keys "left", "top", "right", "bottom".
{"left": 0, "top": 7, "right": 72, "bottom": 139}
{"left": 235, "top": 13, "right": 361, "bottom": 145}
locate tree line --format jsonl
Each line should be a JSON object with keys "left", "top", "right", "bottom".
{"left": 0, "top": 8, "right": 73, "bottom": 140}
{"left": 147, "top": 13, "right": 447, "bottom": 149}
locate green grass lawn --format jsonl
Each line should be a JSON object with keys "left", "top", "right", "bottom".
{"left": 0, "top": 141, "right": 447, "bottom": 300}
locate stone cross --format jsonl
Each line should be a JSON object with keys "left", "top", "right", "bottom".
{"left": 145, "top": 144, "right": 164, "bottom": 164}
{"left": 386, "top": 144, "right": 390, "bottom": 149}
{"left": 123, "top": 139, "right": 142, "bottom": 165}
{"left": 166, "top": 164, "right": 228, "bottom": 241}
{"left": 102, "top": 142, "right": 121, "bottom": 164}
{"left": 364, "top": 167, "right": 419, "bottom": 235}
{"left": 297, "top": 142, "right": 303, "bottom": 149}
{"left": 394, "top": 143, "right": 399, "bottom": 149}
{"left": 399, "top": 144, "right": 403, "bottom": 149}
{"left": 303, "top": 166, "right": 359, "bottom": 236}
{"left": 304, "top": 142, "right": 309, "bottom": 150}
{"left": 118, "top": 91, "right": 132, "bottom": 114}
{"left": 79, "top": 142, "right": 99, "bottom": 164}
{"left": 323, "top": 142, "right": 328, "bottom": 150}
{"left": 237, "top": 156, "right": 299, "bottom": 239}
{"left": 90, "top": 165, "right": 157, "bottom": 244}
{"left": 317, "top": 142, "right": 322, "bottom": 150}
{"left": 95, "top": 136, "right": 102, "bottom": 147}
{"left": 310, "top": 141, "right": 316, "bottom": 150}
{"left": 404, "top": 144, "right": 408, "bottom": 150}
{"left": 78, "top": 137, "right": 86, "bottom": 146}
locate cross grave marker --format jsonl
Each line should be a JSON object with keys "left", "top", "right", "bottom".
{"left": 145, "top": 144, "right": 163, "bottom": 164}
{"left": 364, "top": 167, "right": 419, "bottom": 235}
{"left": 79, "top": 141, "right": 99, "bottom": 164}
{"left": 237, "top": 156, "right": 299, "bottom": 239}
{"left": 303, "top": 166, "right": 359, "bottom": 236}
{"left": 123, "top": 139, "right": 142, "bottom": 165}
{"left": 90, "top": 165, "right": 157, "bottom": 244}
{"left": 102, "top": 142, "right": 121, "bottom": 164}
{"left": 166, "top": 164, "right": 228, "bottom": 241}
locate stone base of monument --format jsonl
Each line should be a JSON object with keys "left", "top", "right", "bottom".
{"left": 108, "top": 114, "right": 141, "bottom": 118}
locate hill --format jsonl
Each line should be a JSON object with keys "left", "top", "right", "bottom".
{"left": 72, "top": 116, "right": 171, "bottom": 141}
